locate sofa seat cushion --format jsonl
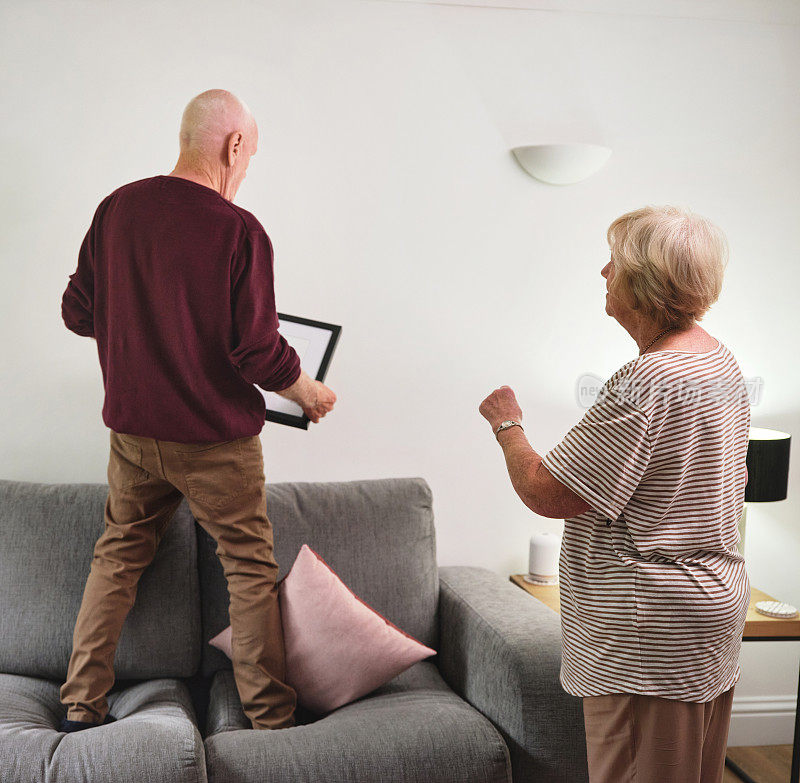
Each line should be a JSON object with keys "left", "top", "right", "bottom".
{"left": 0, "top": 673, "right": 206, "bottom": 783}
{"left": 204, "top": 662, "right": 511, "bottom": 783}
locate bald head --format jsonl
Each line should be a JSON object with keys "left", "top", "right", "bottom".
{"left": 170, "top": 89, "right": 258, "bottom": 201}
{"left": 179, "top": 89, "right": 256, "bottom": 157}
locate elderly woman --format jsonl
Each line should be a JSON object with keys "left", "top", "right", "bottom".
{"left": 479, "top": 205, "right": 750, "bottom": 783}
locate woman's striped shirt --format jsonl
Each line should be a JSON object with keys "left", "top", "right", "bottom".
{"left": 541, "top": 338, "right": 751, "bottom": 702}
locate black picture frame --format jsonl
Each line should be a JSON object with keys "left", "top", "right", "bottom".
{"left": 262, "top": 313, "right": 342, "bottom": 430}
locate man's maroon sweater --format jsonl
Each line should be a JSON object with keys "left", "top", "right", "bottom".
{"left": 61, "top": 175, "right": 301, "bottom": 442}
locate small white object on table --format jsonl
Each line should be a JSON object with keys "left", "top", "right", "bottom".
{"left": 524, "top": 532, "right": 561, "bottom": 585}
{"left": 755, "top": 600, "right": 799, "bottom": 619}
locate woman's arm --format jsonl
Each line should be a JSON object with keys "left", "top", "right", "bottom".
{"left": 496, "top": 425, "right": 592, "bottom": 519}
{"left": 480, "top": 385, "right": 592, "bottom": 519}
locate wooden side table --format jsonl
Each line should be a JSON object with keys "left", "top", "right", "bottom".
{"left": 510, "top": 575, "right": 800, "bottom": 783}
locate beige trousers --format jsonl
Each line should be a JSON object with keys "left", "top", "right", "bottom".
{"left": 59, "top": 429, "right": 296, "bottom": 730}
{"left": 582, "top": 686, "right": 735, "bottom": 783}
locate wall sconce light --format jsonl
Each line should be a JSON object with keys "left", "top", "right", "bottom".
{"left": 511, "top": 143, "right": 612, "bottom": 185}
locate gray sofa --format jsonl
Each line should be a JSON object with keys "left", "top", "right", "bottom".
{"left": 0, "top": 476, "right": 588, "bottom": 783}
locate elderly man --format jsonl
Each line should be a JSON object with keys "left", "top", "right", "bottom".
{"left": 59, "top": 89, "right": 335, "bottom": 733}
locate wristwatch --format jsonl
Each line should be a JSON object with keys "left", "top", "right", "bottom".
{"left": 495, "top": 420, "right": 524, "bottom": 438}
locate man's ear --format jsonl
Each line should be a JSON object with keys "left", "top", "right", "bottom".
{"left": 227, "top": 131, "right": 244, "bottom": 166}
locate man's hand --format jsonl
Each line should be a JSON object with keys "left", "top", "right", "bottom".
{"left": 479, "top": 385, "right": 523, "bottom": 432}
{"left": 276, "top": 371, "right": 337, "bottom": 423}
{"left": 301, "top": 380, "right": 336, "bottom": 423}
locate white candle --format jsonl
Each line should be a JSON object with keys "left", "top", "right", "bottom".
{"left": 526, "top": 532, "right": 561, "bottom": 584}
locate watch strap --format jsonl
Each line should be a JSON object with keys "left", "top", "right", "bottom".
{"left": 495, "top": 420, "right": 524, "bottom": 437}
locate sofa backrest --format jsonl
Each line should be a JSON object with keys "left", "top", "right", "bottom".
{"left": 0, "top": 480, "right": 202, "bottom": 680}
{"left": 198, "top": 477, "right": 439, "bottom": 677}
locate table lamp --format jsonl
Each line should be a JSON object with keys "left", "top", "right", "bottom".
{"left": 737, "top": 426, "right": 791, "bottom": 556}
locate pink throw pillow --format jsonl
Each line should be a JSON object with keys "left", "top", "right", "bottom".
{"left": 208, "top": 543, "right": 436, "bottom": 714}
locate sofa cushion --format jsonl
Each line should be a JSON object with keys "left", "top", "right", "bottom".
{"left": 198, "top": 477, "right": 439, "bottom": 677}
{"left": 0, "top": 480, "right": 202, "bottom": 679}
{"left": 204, "top": 662, "right": 511, "bottom": 783}
{"left": 0, "top": 673, "right": 206, "bottom": 783}
{"left": 210, "top": 544, "right": 436, "bottom": 713}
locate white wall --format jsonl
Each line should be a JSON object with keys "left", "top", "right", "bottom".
{"left": 1, "top": 0, "right": 798, "bottom": 745}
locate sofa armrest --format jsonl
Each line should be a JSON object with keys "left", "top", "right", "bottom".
{"left": 437, "top": 566, "right": 588, "bottom": 783}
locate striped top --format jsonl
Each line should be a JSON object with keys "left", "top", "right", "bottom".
{"left": 541, "top": 338, "right": 751, "bottom": 702}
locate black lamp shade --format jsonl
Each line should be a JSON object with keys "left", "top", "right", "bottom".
{"left": 745, "top": 427, "right": 791, "bottom": 503}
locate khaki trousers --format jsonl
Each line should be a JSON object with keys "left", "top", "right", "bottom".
{"left": 59, "top": 429, "right": 296, "bottom": 730}
{"left": 582, "top": 686, "right": 735, "bottom": 783}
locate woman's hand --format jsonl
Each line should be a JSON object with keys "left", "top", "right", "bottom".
{"left": 479, "top": 386, "right": 523, "bottom": 432}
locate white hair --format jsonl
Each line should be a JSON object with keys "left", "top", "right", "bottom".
{"left": 606, "top": 205, "right": 729, "bottom": 329}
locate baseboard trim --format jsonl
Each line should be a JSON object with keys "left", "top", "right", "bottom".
{"left": 728, "top": 695, "right": 797, "bottom": 746}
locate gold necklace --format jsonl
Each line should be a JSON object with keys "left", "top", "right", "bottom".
{"left": 639, "top": 326, "right": 676, "bottom": 355}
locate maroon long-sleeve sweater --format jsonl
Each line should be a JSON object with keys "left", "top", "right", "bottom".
{"left": 61, "top": 174, "right": 301, "bottom": 442}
